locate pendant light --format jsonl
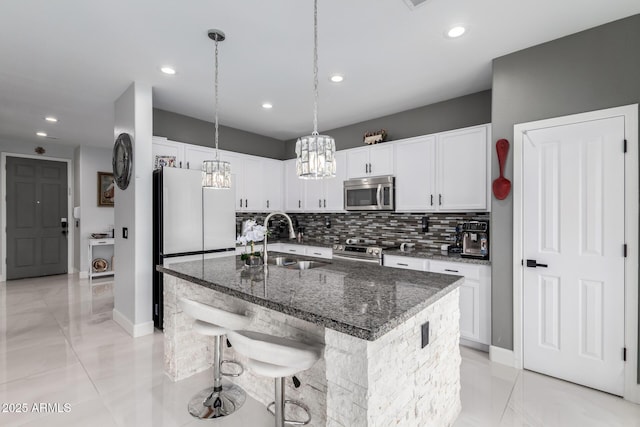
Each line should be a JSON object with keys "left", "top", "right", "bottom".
{"left": 295, "top": 0, "right": 336, "bottom": 179}
{"left": 202, "top": 30, "right": 232, "bottom": 189}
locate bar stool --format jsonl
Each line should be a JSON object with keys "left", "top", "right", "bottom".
{"left": 227, "top": 330, "right": 323, "bottom": 427}
{"left": 179, "top": 298, "right": 251, "bottom": 419}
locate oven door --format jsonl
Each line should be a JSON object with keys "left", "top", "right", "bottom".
{"left": 344, "top": 182, "right": 394, "bottom": 211}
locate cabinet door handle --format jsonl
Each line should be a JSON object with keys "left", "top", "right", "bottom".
{"left": 439, "top": 194, "right": 442, "bottom": 206}
{"left": 319, "top": 199, "right": 322, "bottom": 208}
{"left": 240, "top": 199, "right": 243, "bottom": 208}
{"left": 187, "top": 161, "right": 190, "bottom": 169}
{"left": 365, "top": 163, "right": 368, "bottom": 174}
{"left": 267, "top": 200, "right": 270, "bottom": 208}
{"left": 369, "top": 163, "right": 372, "bottom": 174}
{"left": 245, "top": 199, "right": 248, "bottom": 208}
{"left": 289, "top": 249, "right": 297, "bottom": 252}
{"left": 397, "top": 263, "right": 409, "bottom": 266}
{"left": 324, "top": 199, "right": 326, "bottom": 208}
{"left": 313, "top": 252, "right": 322, "bottom": 256}
{"left": 430, "top": 194, "right": 433, "bottom": 206}
{"left": 298, "top": 200, "right": 301, "bottom": 208}
{"left": 179, "top": 161, "right": 183, "bottom": 168}
{"left": 444, "top": 269, "right": 459, "bottom": 273}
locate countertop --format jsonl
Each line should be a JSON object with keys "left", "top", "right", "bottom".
{"left": 383, "top": 249, "right": 491, "bottom": 265}
{"left": 158, "top": 252, "right": 462, "bottom": 341}
{"left": 265, "top": 239, "right": 491, "bottom": 265}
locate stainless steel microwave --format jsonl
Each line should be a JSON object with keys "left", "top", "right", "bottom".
{"left": 344, "top": 176, "right": 395, "bottom": 211}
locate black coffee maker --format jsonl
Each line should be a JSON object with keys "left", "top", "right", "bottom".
{"left": 448, "top": 224, "right": 464, "bottom": 254}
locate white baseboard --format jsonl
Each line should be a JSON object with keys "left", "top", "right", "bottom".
{"left": 490, "top": 345, "right": 516, "bottom": 367}
{"left": 112, "top": 308, "right": 154, "bottom": 338}
{"left": 460, "top": 338, "right": 489, "bottom": 352}
{"left": 79, "top": 271, "right": 88, "bottom": 279}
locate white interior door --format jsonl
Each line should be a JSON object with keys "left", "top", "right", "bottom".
{"left": 522, "top": 116, "right": 625, "bottom": 396}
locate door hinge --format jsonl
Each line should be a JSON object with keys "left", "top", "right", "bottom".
{"left": 624, "top": 139, "right": 627, "bottom": 153}
{"left": 624, "top": 244, "right": 628, "bottom": 257}
{"left": 623, "top": 347, "right": 627, "bottom": 361}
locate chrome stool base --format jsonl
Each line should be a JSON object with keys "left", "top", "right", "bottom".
{"left": 187, "top": 382, "right": 246, "bottom": 419}
{"left": 267, "top": 399, "right": 311, "bottom": 426}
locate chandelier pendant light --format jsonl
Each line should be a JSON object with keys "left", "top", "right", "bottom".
{"left": 295, "top": 0, "right": 336, "bottom": 179}
{"left": 202, "top": 29, "right": 232, "bottom": 189}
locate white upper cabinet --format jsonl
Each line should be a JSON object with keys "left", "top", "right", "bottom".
{"left": 261, "top": 158, "right": 283, "bottom": 212}
{"left": 219, "top": 151, "right": 281, "bottom": 212}
{"left": 394, "top": 136, "right": 436, "bottom": 211}
{"left": 436, "top": 125, "right": 489, "bottom": 211}
{"left": 183, "top": 144, "right": 216, "bottom": 171}
{"left": 287, "top": 151, "right": 346, "bottom": 212}
{"left": 394, "top": 124, "right": 490, "bottom": 212}
{"left": 284, "top": 159, "right": 304, "bottom": 212}
{"left": 323, "top": 150, "right": 347, "bottom": 211}
{"left": 346, "top": 144, "right": 394, "bottom": 179}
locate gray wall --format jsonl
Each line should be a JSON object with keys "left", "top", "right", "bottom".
{"left": 283, "top": 90, "right": 492, "bottom": 158}
{"left": 153, "top": 108, "right": 286, "bottom": 159}
{"left": 491, "top": 13, "right": 640, "bottom": 361}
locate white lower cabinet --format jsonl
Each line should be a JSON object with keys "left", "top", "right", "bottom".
{"left": 383, "top": 255, "right": 491, "bottom": 349}
{"left": 383, "top": 255, "right": 428, "bottom": 271}
{"left": 276, "top": 244, "right": 332, "bottom": 259}
{"left": 429, "top": 260, "right": 491, "bottom": 348}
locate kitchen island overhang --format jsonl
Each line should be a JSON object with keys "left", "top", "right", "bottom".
{"left": 159, "top": 254, "right": 462, "bottom": 427}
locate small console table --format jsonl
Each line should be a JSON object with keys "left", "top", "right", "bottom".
{"left": 88, "top": 238, "right": 114, "bottom": 282}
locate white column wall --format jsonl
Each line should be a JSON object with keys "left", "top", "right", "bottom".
{"left": 113, "top": 82, "right": 154, "bottom": 336}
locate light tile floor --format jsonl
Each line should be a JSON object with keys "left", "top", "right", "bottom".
{"left": 1, "top": 274, "right": 639, "bottom": 427}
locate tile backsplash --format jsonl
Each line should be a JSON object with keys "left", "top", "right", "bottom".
{"left": 236, "top": 212, "right": 490, "bottom": 251}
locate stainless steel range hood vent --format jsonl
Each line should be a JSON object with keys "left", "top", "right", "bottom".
{"left": 403, "top": 0, "right": 430, "bottom": 10}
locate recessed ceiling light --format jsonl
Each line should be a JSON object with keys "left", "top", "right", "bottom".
{"left": 36, "top": 132, "right": 47, "bottom": 137}
{"left": 262, "top": 103, "right": 273, "bottom": 109}
{"left": 45, "top": 116, "right": 58, "bottom": 122}
{"left": 161, "top": 66, "right": 176, "bottom": 75}
{"left": 329, "top": 74, "right": 344, "bottom": 83}
{"left": 447, "top": 26, "right": 466, "bottom": 38}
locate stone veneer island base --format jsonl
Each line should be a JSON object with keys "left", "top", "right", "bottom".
{"left": 160, "top": 255, "right": 462, "bottom": 427}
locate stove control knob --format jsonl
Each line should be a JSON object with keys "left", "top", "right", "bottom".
{"left": 374, "top": 249, "right": 380, "bottom": 255}
{"left": 333, "top": 244, "right": 338, "bottom": 250}
{"left": 367, "top": 248, "right": 373, "bottom": 254}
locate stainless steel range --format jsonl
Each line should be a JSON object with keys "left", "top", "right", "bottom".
{"left": 332, "top": 239, "right": 394, "bottom": 264}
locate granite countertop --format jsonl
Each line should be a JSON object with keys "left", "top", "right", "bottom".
{"left": 158, "top": 252, "right": 462, "bottom": 341}
{"left": 383, "top": 249, "right": 491, "bottom": 265}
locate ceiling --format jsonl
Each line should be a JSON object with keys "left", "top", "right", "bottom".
{"left": 1, "top": 0, "right": 639, "bottom": 149}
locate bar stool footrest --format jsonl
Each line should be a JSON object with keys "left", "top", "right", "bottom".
{"left": 220, "top": 359, "right": 244, "bottom": 377}
{"left": 267, "top": 399, "right": 311, "bottom": 425}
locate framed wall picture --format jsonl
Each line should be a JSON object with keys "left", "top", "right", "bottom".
{"left": 98, "top": 172, "right": 115, "bottom": 207}
{"left": 154, "top": 155, "right": 176, "bottom": 170}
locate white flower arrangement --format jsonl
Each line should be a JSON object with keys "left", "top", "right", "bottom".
{"left": 237, "top": 220, "right": 268, "bottom": 258}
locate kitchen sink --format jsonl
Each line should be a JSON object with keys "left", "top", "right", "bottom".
{"left": 286, "top": 260, "right": 329, "bottom": 270}
{"left": 269, "top": 256, "right": 297, "bottom": 266}
{"left": 268, "top": 256, "right": 329, "bottom": 270}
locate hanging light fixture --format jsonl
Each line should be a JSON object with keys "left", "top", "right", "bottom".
{"left": 295, "top": 0, "right": 336, "bottom": 179}
{"left": 202, "top": 29, "right": 232, "bottom": 189}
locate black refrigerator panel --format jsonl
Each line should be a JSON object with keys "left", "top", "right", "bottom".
{"left": 152, "top": 170, "right": 164, "bottom": 329}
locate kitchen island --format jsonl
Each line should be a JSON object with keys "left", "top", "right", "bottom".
{"left": 159, "top": 253, "right": 462, "bottom": 427}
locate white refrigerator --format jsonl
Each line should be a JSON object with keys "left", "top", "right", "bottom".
{"left": 152, "top": 167, "right": 236, "bottom": 329}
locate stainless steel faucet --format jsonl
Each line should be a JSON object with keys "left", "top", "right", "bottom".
{"left": 263, "top": 212, "right": 296, "bottom": 265}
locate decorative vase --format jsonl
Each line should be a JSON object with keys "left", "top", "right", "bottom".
{"left": 244, "top": 255, "right": 263, "bottom": 267}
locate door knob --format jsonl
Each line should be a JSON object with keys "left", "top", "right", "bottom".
{"left": 526, "top": 259, "right": 548, "bottom": 268}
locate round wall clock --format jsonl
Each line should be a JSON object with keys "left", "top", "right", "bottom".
{"left": 112, "top": 133, "right": 133, "bottom": 190}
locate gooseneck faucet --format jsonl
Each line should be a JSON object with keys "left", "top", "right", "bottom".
{"left": 263, "top": 212, "right": 297, "bottom": 265}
